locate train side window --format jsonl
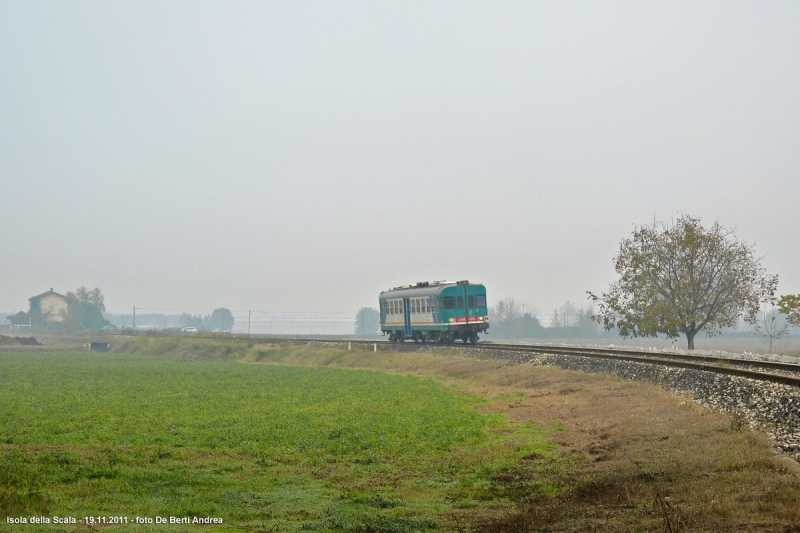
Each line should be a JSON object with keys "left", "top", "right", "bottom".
{"left": 476, "top": 294, "right": 486, "bottom": 308}
{"left": 443, "top": 297, "right": 456, "bottom": 309}
{"left": 426, "top": 300, "right": 431, "bottom": 313}
{"left": 457, "top": 296, "right": 464, "bottom": 309}
{"left": 468, "top": 295, "right": 475, "bottom": 308}
{"left": 412, "top": 299, "right": 417, "bottom": 314}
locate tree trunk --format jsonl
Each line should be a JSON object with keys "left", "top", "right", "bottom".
{"left": 686, "top": 332, "right": 695, "bottom": 351}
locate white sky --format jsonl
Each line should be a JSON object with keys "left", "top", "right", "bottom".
{"left": 1, "top": 1, "right": 798, "bottom": 316}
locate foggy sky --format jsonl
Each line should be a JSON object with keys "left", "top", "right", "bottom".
{"left": 1, "top": 1, "right": 799, "bottom": 317}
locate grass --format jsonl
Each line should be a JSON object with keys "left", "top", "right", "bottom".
{"left": 2, "top": 337, "right": 800, "bottom": 531}
{"left": 0, "top": 349, "right": 555, "bottom": 532}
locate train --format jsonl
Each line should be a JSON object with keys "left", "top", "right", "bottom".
{"left": 379, "top": 280, "right": 489, "bottom": 343}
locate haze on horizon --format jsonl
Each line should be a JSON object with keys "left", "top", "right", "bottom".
{"left": 1, "top": 1, "right": 798, "bottom": 319}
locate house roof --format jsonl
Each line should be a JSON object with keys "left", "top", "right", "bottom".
{"left": 29, "top": 289, "right": 68, "bottom": 302}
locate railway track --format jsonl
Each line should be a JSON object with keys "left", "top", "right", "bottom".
{"left": 267, "top": 337, "right": 800, "bottom": 388}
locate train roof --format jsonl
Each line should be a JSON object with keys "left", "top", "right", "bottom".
{"left": 379, "top": 280, "right": 484, "bottom": 298}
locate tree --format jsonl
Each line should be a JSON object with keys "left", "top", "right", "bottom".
{"left": 179, "top": 313, "right": 207, "bottom": 329}
{"left": 491, "top": 298, "right": 544, "bottom": 338}
{"left": 588, "top": 215, "right": 778, "bottom": 350}
{"left": 354, "top": 307, "right": 380, "bottom": 336}
{"left": 492, "top": 297, "right": 536, "bottom": 323}
{"left": 547, "top": 301, "right": 599, "bottom": 338}
{"left": 66, "top": 287, "right": 111, "bottom": 332}
{"left": 550, "top": 301, "right": 583, "bottom": 327}
{"left": 208, "top": 308, "right": 235, "bottom": 331}
{"left": 752, "top": 302, "right": 788, "bottom": 354}
{"left": 778, "top": 294, "right": 800, "bottom": 326}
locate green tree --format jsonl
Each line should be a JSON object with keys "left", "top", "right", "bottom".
{"left": 66, "top": 287, "right": 111, "bottom": 332}
{"left": 208, "top": 308, "right": 235, "bottom": 331}
{"left": 179, "top": 313, "right": 207, "bottom": 329}
{"left": 354, "top": 307, "right": 380, "bottom": 336}
{"left": 778, "top": 295, "right": 800, "bottom": 326}
{"left": 588, "top": 215, "right": 778, "bottom": 350}
{"left": 491, "top": 298, "right": 546, "bottom": 338}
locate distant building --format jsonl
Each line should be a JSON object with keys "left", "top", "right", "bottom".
{"left": 29, "top": 288, "right": 69, "bottom": 327}
{"left": 6, "top": 311, "right": 30, "bottom": 326}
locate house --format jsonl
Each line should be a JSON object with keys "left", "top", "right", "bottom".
{"left": 29, "top": 288, "right": 69, "bottom": 327}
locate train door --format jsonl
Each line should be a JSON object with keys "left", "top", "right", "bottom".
{"left": 403, "top": 298, "right": 412, "bottom": 337}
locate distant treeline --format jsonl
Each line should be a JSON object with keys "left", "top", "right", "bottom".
{"left": 104, "top": 309, "right": 235, "bottom": 331}
{"left": 489, "top": 298, "right": 614, "bottom": 339}
{"left": 489, "top": 298, "right": 792, "bottom": 340}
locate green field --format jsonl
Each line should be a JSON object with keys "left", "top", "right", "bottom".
{"left": 0, "top": 349, "right": 555, "bottom": 532}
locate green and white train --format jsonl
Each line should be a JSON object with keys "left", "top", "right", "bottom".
{"left": 379, "top": 280, "right": 489, "bottom": 343}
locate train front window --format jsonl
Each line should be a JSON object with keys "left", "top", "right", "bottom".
{"left": 443, "top": 297, "right": 456, "bottom": 309}
{"left": 468, "top": 295, "right": 474, "bottom": 308}
{"left": 457, "top": 296, "right": 464, "bottom": 309}
{"left": 476, "top": 294, "right": 486, "bottom": 308}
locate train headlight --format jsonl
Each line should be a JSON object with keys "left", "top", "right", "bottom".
{"left": 449, "top": 318, "right": 454, "bottom": 323}
{"left": 485, "top": 316, "right": 489, "bottom": 321}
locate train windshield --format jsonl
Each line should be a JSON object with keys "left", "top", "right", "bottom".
{"left": 476, "top": 294, "right": 486, "bottom": 308}
{"left": 443, "top": 297, "right": 456, "bottom": 309}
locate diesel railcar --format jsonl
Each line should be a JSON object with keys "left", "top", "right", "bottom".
{"left": 379, "top": 280, "right": 489, "bottom": 343}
